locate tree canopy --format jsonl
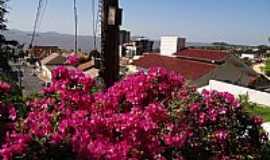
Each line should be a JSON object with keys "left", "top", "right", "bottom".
{"left": 0, "top": 0, "right": 8, "bottom": 30}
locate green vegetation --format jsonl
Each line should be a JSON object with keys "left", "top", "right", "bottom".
{"left": 0, "top": 0, "right": 8, "bottom": 30}
{"left": 245, "top": 104, "right": 270, "bottom": 122}
{"left": 0, "top": 0, "right": 8, "bottom": 69}
{"left": 265, "top": 58, "right": 270, "bottom": 76}
{"left": 240, "top": 95, "right": 270, "bottom": 122}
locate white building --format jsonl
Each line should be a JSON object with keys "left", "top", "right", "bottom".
{"left": 240, "top": 53, "right": 256, "bottom": 60}
{"left": 160, "top": 36, "right": 186, "bottom": 56}
{"left": 38, "top": 53, "right": 68, "bottom": 83}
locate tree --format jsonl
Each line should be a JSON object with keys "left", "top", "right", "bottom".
{"left": 0, "top": 0, "right": 8, "bottom": 30}
{"left": 0, "top": 1, "right": 23, "bottom": 72}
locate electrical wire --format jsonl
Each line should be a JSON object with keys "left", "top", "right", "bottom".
{"left": 30, "top": 0, "right": 44, "bottom": 48}
{"left": 91, "top": 0, "right": 101, "bottom": 50}
{"left": 36, "top": 0, "right": 48, "bottom": 37}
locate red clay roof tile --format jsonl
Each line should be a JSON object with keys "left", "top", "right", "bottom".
{"left": 176, "top": 49, "right": 228, "bottom": 62}
{"left": 133, "top": 54, "right": 217, "bottom": 80}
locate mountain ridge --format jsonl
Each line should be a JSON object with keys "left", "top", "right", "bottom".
{"left": 1, "top": 29, "right": 218, "bottom": 52}
{"left": 1, "top": 29, "right": 100, "bottom": 52}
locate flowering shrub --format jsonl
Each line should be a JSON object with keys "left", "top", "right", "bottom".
{"left": 0, "top": 67, "right": 268, "bottom": 160}
{"left": 0, "top": 80, "right": 27, "bottom": 159}
{"left": 0, "top": 81, "right": 15, "bottom": 136}
{"left": 66, "top": 53, "right": 80, "bottom": 65}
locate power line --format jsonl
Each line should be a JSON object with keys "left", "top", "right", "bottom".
{"left": 91, "top": 0, "right": 101, "bottom": 50}
{"left": 30, "top": 0, "right": 44, "bottom": 48}
{"left": 36, "top": 0, "right": 48, "bottom": 36}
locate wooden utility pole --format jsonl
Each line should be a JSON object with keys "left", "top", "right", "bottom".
{"left": 73, "top": 0, "right": 78, "bottom": 54}
{"left": 101, "top": 0, "right": 122, "bottom": 87}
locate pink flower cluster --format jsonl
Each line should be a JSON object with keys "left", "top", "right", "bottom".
{"left": 0, "top": 81, "right": 22, "bottom": 160}
{"left": 0, "top": 132, "right": 31, "bottom": 160}
{"left": 0, "top": 67, "right": 268, "bottom": 160}
{"left": 0, "top": 80, "right": 17, "bottom": 123}
{"left": 66, "top": 53, "right": 80, "bottom": 65}
{"left": 0, "top": 81, "right": 11, "bottom": 93}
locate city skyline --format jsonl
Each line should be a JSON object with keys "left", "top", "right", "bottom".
{"left": 6, "top": 0, "right": 270, "bottom": 45}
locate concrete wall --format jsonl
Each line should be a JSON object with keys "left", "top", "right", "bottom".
{"left": 198, "top": 80, "right": 270, "bottom": 106}
{"left": 41, "top": 65, "right": 52, "bottom": 83}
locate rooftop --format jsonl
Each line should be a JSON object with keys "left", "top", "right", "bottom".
{"left": 176, "top": 49, "right": 228, "bottom": 63}
{"left": 132, "top": 54, "right": 217, "bottom": 80}
{"left": 41, "top": 53, "right": 66, "bottom": 65}
{"left": 33, "top": 46, "right": 59, "bottom": 49}
{"left": 77, "top": 60, "right": 95, "bottom": 71}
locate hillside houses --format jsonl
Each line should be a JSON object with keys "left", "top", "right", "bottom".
{"left": 35, "top": 36, "right": 270, "bottom": 94}
{"left": 130, "top": 37, "right": 270, "bottom": 92}
{"left": 37, "top": 53, "right": 71, "bottom": 83}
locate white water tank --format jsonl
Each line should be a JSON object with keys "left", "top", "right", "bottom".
{"left": 160, "top": 36, "right": 186, "bottom": 56}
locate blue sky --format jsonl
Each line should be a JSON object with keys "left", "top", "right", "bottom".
{"left": 6, "top": 0, "right": 270, "bottom": 45}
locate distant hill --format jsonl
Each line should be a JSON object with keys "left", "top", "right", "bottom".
{"left": 0, "top": 29, "right": 100, "bottom": 52}
{"left": 1, "top": 29, "right": 219, "bottom": 52}
{"left": 152, "top": 40, "right": 214, "bottom": 50}
{"left": 211, "top": 42, "right": 254, "bottom": 48}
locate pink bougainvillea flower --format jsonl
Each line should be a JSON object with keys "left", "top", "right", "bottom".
{"left": 0, "top": 66, "right": 268, "bottom": 160}
{"left": 66, "top": 53, "right": 80, "bottom": 65}
{"left": 0, "top": 81, "right": 11, "bottom": 93}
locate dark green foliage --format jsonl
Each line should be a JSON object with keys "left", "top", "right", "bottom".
{"left": 240, "top": 95, "right": 270, "bottom": 121}
{"left": 262, "top": 142, "right": 270, "bottom": 160}
{"left": 0, "top": 0, "right": 8, "bottom": 30}
{"left": 14, "top": 141, "right": 75, "bottom": 160}
{"left": 239, "top": 96, "right": 270, "bottom": 159}
{"left": 265, "top": 59, "right": 270, "bottom": 76}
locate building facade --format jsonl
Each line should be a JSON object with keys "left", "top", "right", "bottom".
{"left": 121, "top": 37, "right": 154, "bottom": 58}
{"left": 31, "top": 46, "right": 61, "bottom": 59}
{"left": 129, "top": 36, "right": 270, "bottom": 92}
{"left": 119, "top": 30, "right": 131, "bottom": 45}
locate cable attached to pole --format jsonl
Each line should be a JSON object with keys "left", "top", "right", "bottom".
{"left": 30, "top": 0, "right": 44, "bottom": 49}
{"left": 37, "top": 0, "right": 48, "bottom": 35}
